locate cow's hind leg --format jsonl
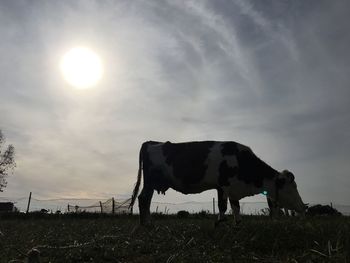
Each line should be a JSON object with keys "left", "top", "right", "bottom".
{"left": 216, "top": 188, "right": 228, "bottom": 226}
{"left": 229, "top": 198, "right": 241, "bottom": 225}
{"left": 138, "top": 186, "right": 154, "bottom": 225}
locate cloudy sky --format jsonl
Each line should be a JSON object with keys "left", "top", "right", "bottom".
{"left": 1, "top": 0, "right": 349, "bottom": 206}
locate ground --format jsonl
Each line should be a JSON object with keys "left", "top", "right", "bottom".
{"left": 0, "top": 214, "right": 349, "bottom": 262}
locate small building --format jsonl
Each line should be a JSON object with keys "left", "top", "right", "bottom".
{"left": 0, "top": 202, "right": 14, "bottom": 212}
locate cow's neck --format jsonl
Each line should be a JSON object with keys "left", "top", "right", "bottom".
{"left": 262, "top": 175, "right": 279, "bottom": 200}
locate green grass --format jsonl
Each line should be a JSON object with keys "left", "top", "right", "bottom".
{"left": 0, "top": 214, "right": 349, "bottom": 262}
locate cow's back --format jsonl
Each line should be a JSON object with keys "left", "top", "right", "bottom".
{"left": 144, "top": 141, "right": 259, "bottom": 193}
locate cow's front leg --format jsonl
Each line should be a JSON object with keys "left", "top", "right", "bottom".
{"left": 267, "top": 196, "right": 281, "bottom": 217}
{"left": 216, "top": 188, "right": 228, "bottom": 225}
{"left": 284, "top": 208, "right": 290, "bottom": 216}
{"left": 138, "top": 186, "right": 154, "bottom": 226}
{"left": 229, "top": 198, "right": 241, "bottom": 225}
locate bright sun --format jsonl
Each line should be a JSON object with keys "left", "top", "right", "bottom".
{"left": 60, "top": 47, "right": 103, "bottom": 89}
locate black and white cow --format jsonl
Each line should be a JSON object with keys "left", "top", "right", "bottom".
{"left": 129, "top": 141, "right": 306, "bottom": 225}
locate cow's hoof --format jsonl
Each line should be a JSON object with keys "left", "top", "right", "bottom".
{"left": 214, "top": 218, "right": 228, "bottom": 227}
{"left": 140, "top": 220, "right": 154, "bottom": 229}
{"left": 132, "top": 222, "right": 154, "bottom": 235}
{"left": 235, "top": 220, "right": 242, "bottom": 225}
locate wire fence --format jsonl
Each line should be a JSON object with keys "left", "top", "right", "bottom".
{"left": 67, "top": 198, "right": 131, "bottom": 214}
{"left": 0, "top": 196, "right": 132, "bottom": 214}
{"left": 1, "top": 195, "right": 350, "bottom": 216}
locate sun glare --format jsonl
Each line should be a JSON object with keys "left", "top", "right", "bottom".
{"left": 60, "top": 47, "right": 103, "bottom": 89}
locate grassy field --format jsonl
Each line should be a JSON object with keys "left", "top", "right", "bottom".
{"left": 0, "top": 213, "right": 349, "bottom": 263}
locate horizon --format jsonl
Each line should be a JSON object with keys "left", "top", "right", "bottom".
{"left": 2, "top": 194, "right": 349, "bottom": 216}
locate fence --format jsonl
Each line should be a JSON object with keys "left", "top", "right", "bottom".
{"left": 67, "top": 198, "right": 131, "bottom": 214}
{"left": 1, "top": 195, "right": 350, "bottom": 215}
{"left": 0, "top": 195, "right": 132, "bottom": 214}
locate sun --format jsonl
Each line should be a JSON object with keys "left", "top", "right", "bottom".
{"left": 60, "top": 47, "right": 103, "bottom": 89}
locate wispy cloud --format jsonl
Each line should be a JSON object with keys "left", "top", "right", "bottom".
{"left": 1, "top": 0, "right": 349, "bottom": 204}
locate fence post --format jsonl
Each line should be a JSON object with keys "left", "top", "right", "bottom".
{"left": 213, "top": 198, "right": 215, "bottom": 215}
{"left": 26, "top": 192, "right": 32, "bottom": 213}
{"left": 112, "top": 198, "right": 115, "bottom": 214}
{"left": 99, "top": 201, "right": 103, "bottom": 214}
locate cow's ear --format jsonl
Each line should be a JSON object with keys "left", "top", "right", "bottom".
{"left": 276, "top": 178, "right": 286, "bottom": 189}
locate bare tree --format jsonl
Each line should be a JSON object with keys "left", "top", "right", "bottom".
{"left": 0, "top": 130, "right": 16, "bottom": 192}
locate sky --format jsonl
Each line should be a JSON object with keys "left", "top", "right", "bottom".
{"left": 1, "top": 0, "right": 349, "bottom": 206}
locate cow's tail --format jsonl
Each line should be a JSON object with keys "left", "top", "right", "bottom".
{"left": 129, "top": 143, "right": 145, "bottom": 209}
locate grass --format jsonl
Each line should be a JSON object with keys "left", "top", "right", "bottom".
{"left": 0, "top": 214, "right": 349, "bottom": 262}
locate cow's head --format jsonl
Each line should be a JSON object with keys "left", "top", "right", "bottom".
{"left": 276, "top": 170, "right": 307, "bottom": 213}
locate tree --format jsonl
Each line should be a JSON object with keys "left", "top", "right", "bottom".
{"left": 0, "top": 130, "right": 16, "bottom": 192}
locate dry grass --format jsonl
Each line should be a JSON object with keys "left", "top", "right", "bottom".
{"left": 0, "top": 214, "right": 349, "bottom": 262}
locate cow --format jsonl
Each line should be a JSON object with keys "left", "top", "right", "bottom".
{"left": 129, "top": 141, "right": 306, "bottom": 225}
